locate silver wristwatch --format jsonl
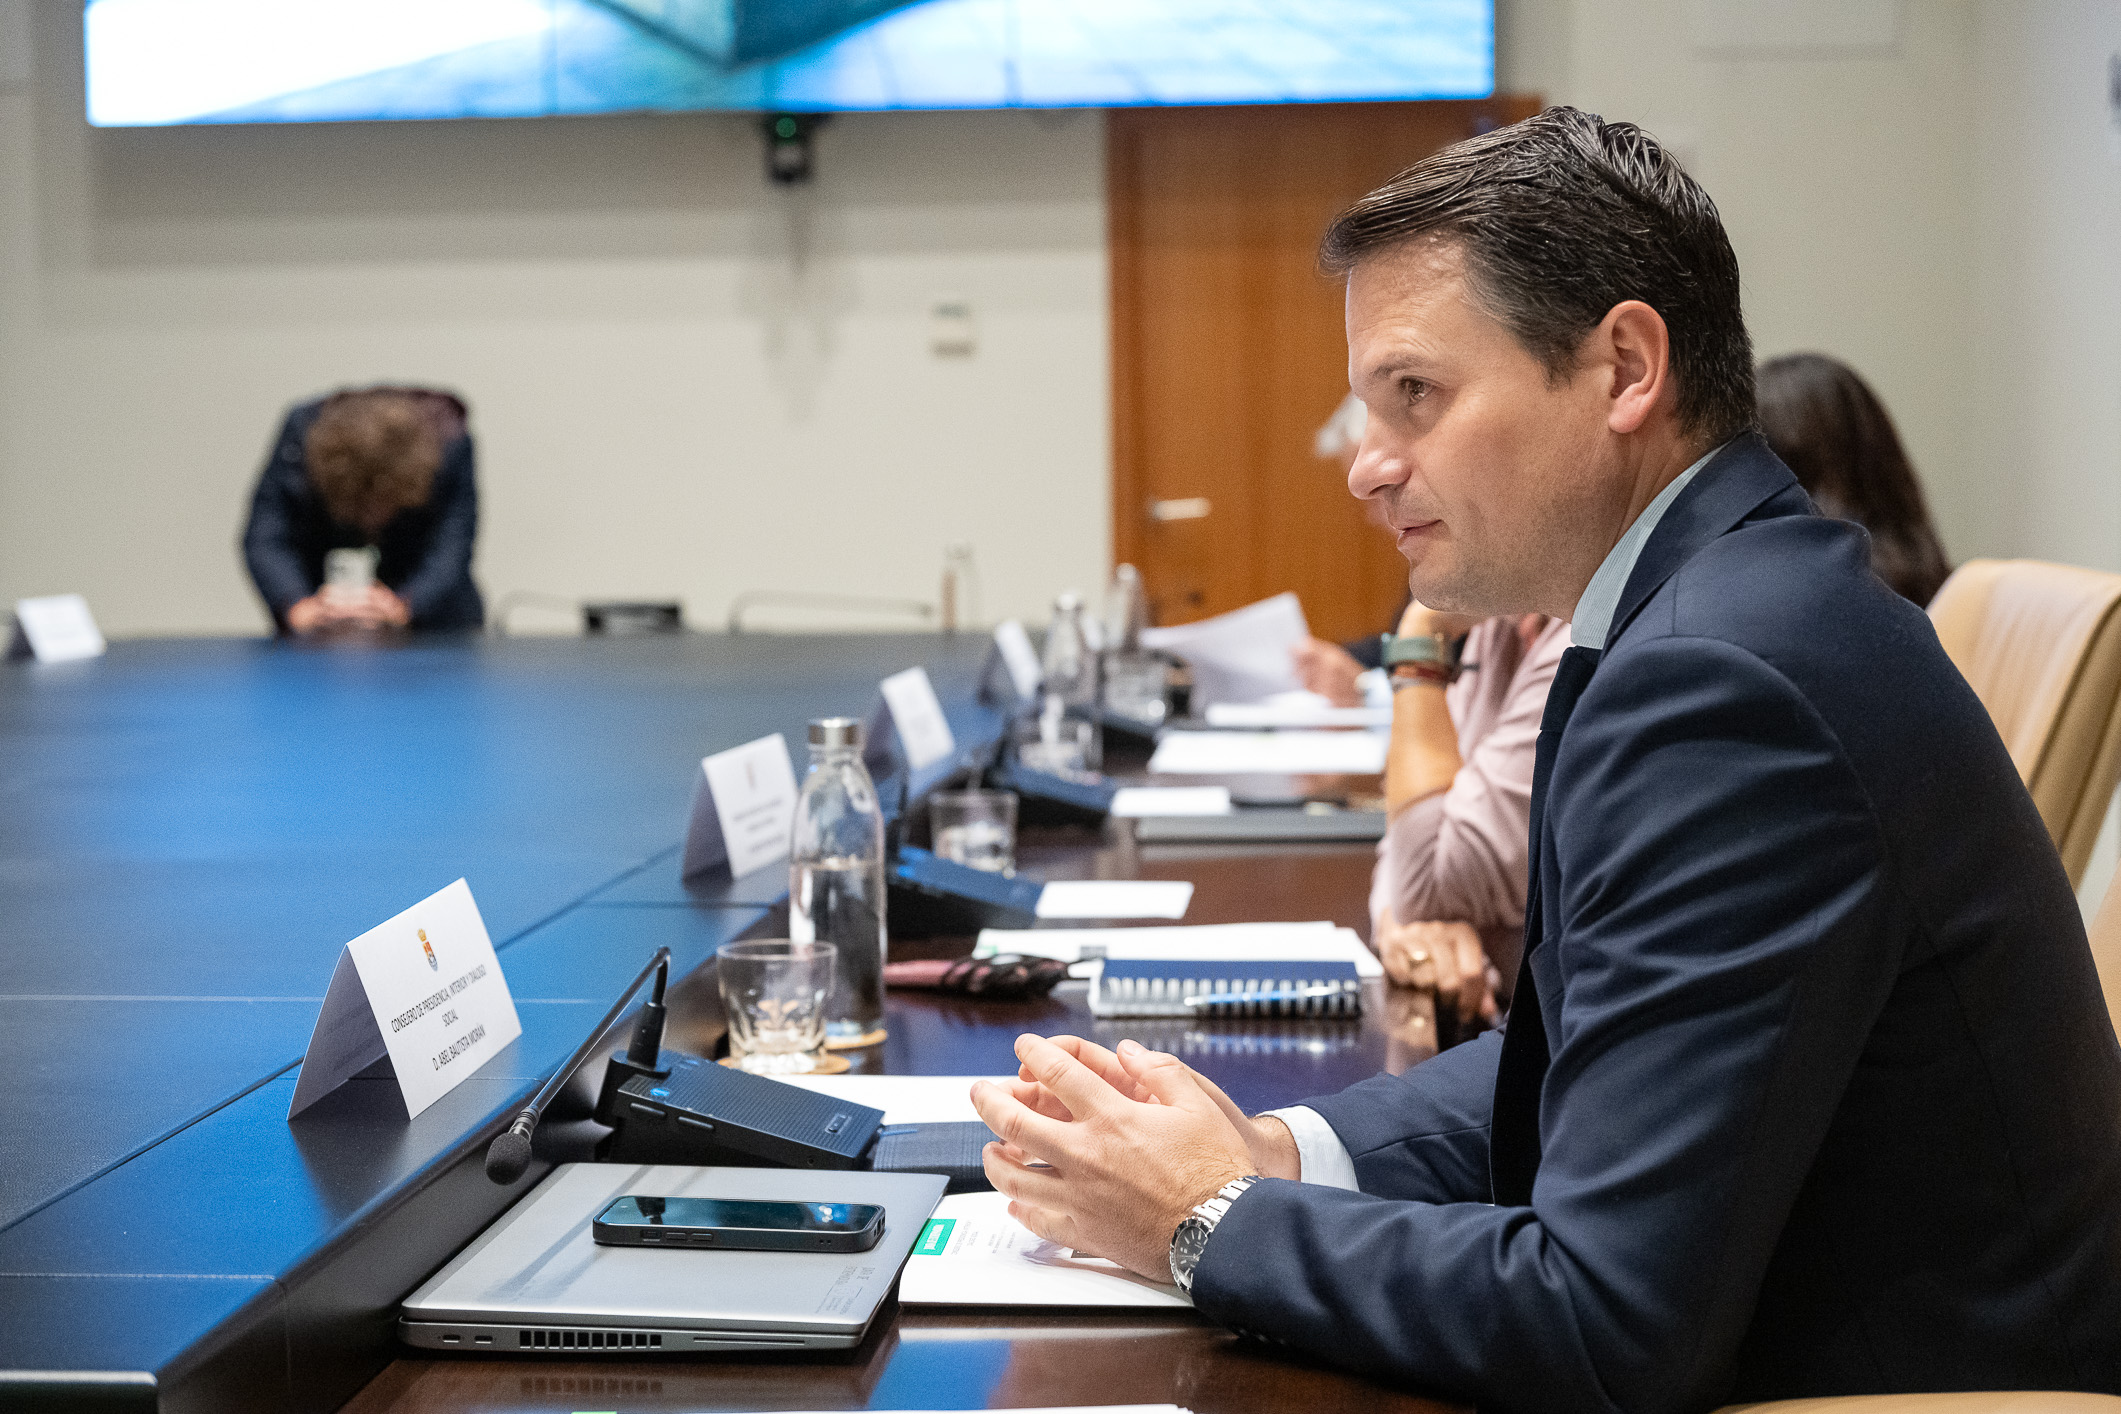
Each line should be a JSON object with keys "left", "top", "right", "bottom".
{"left": 1167, "top": 1175, "right": 1259, "bottom": 1294}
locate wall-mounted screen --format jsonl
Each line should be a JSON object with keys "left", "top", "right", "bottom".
{"left": 84, "top": 0, "right": 1493, "bottom": 127}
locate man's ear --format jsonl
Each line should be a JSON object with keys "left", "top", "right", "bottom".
{"left": 1596, "top": 300, "right": 1674, "bottom": 436}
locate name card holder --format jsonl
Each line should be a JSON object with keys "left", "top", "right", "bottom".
{"left": 288, "top": 878, "right": 522, "bottom": 1121}
{"left": 681, "top": 733, "right": 801, "bottom": 883}
{"left": 979, "top": 620, "right": 1043, "bottom": 708}
{"left": 8, "top": 594, "right": 106, "bottom": 663}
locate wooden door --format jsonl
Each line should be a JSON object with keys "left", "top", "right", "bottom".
{"left": 1108, "top": 98, "right": 1541, "bottom": 644}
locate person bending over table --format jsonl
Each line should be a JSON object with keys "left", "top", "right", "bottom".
{"left": 970, "top": 107, "right": 2121, "bottom": 1412}
{"left": 241, "top": 386, "right": 483, "bottom": 634}
{"left": 1369, "top": 597, "right": 1567, "bottom": 1028}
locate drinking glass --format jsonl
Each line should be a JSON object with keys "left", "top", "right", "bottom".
{"left": 929, "top": 789, "right": 1019, "bottom": 873}
{"left": 1102, "top": 653, "right": 1170, "bottom": 726}
{"left": 715, "top": 939, "right": 836, "bottom": 1074}
{"left": 322, "top": 546, "right": 379, "bottom": 603}
{"left": 1014, "top": 715, "right": 1098, "bottom": 776}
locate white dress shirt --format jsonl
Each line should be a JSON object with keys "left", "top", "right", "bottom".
{"left": 1264, "top": 443, "right": 1722, "bottom": 1191}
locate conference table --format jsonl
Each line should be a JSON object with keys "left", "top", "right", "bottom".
{"left": 0, "top": 629, "right": 1472, "bottom": 1414}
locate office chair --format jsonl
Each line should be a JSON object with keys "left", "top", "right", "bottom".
{"left": 1928, "top": 559, "right": 2121, "bottom": 889}
{"left": 1714, "top": 886, "right": 2121, "bottom": 1413}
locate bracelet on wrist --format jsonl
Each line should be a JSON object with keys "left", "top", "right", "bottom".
{"left": 1382, "top": 630, "right": 1469, "bottom": 685}
{"left": 1391, "top": 662, "right": 1458, "bottom": 688}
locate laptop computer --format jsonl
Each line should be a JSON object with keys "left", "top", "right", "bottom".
{"left": 398, "top": 1163, "right": 947, "bottom": 1354}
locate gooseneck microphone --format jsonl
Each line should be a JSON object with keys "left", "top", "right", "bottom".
{"left": 485, "top": 946, "right": 672, "bottom": 1185}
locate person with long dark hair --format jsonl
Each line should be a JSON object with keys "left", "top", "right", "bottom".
{"left": 1757, "top": 353, "right": 1952, "bottom": 605}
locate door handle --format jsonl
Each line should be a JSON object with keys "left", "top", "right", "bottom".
{"left": 1148, "top": 497, "right": 1211, "bottom": 523}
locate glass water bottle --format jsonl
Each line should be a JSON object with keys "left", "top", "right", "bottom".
{"left": 1100, "top": 563, "right": 1167, "bottom": 724}
{"left": 1040, "top": 591, "right": 1102, "bottom": 770}
{"left": 789, "top": 717, "right": 888, "bottom": 1049}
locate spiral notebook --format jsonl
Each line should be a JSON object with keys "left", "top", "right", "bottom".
{"left": 1089, "top": 958, "right": 1364, "bottom": 1018}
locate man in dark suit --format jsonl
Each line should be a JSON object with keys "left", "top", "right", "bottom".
{"left": 241, "top": 386, "right": 483, "bottom": 634}
{"left": 969, "top": 107, "right": 2121, "bottom": 1411}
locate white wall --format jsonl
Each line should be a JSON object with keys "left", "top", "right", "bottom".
{"left": 1500, "top": 0, "right": 2121, "bottom": 917}
{"left": 1965, "top": 0, "right": 2121, "bottom": 919}
{"left": 1970, "top": 0, "right": 2121, "bottom": 574}
{"left": 0, "top": 0, "right": 1110, "bottom": 636}
{"left": 3, "top": 0, "right": 2117, "bottom": 641}
{"left": 1498, "top": 0, "right": 1989, "bottom": 566}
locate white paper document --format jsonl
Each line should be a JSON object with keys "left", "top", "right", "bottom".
{"left": 1205, "top": 694, "right": 1392, "bottom": 729}
{"left": 1147, "top": 729, "right": 1388, "bottom": 776}
{"left": 288, "top": 878, "right": 522, "bottom": 1120}
{"left": 1108, "top": 786, "right": 1232, "bottom": 818}
{"left": 771, "top": 1072, "right": 1004, "bottom": 1124}
{"left": 976, "top": 920, "right": 1384, "bottom": 978}
{"left": 900, "top": 1191, "right": 1192, "bottom": 1309}
{"left": 1035, "top": 879, "right": 1194, "bottom": 920}
{"left": 681, "top": 733, "right": 800, "bottom": 880}
{"left": 1139, "top": 592, "right": 1308, "bottom": 707}
{"left": 881, "top": 664, "right": 957, "bottom": 771}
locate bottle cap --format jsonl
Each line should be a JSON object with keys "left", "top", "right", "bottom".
{"left": 809, "top": 717, "right": 864, "bottom": 748}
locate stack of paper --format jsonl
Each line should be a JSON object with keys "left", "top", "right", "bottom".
{"left": 975, "top": 920, "right": 1384, "bottom": 979}
{"left": 1146, "top": 729, "right": 1387, "bottom": 776}
{"left": 1108, "top": 786, "right": 1233, "bottom": 818}
{"left": 898, "top": 1190, "right": 1193, "bottom": 1309}
{"left": 1035, "top": 880, "right": 1194, "bottom": 920}
{"left": 1204, "top": 698, "right": 1392, "bottom": 729}
{"left": 1139, "top": 593, "right": 1308, "bottom": 707}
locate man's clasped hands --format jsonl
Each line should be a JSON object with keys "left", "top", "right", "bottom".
{"left": 968, "top": 1033, "right": 1297, "bottom": 1282}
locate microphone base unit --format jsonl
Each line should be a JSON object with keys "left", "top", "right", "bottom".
{"left": 986, "top": 758, "right": 1118, "bottom": 827}
{"left": 592, "top": 1046, "right": 673, "bottom": 1129}
{"left": 595, "top": 1051, "right": 999, "bottom": 1193}
{"left": 604, "top": 1053, "right": 884, "bottom": 1170}
{"left": 888, "top": 845, "right": 1043, "bottom": 937}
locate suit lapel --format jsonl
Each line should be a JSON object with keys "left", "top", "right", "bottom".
{"left": 1485, "top": 434, "right": 1810, "bottom": 1206}
{"left": 1490, "top": 644, "right": 1599, "bottom": 1205}
{"left": 1605, "top": 433, "right": 1810, "bottom": 649}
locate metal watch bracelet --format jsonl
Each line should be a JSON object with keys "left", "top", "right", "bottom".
{"left": 1168, "top": 1174, "right": 1260, "bottom": 1295}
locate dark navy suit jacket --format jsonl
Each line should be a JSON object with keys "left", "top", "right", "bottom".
{"left": 240, "top": 395, "right": 483, "bottom": 632}
{"left": 1192, "top": 436, "right": 2121, "bottom": 1411}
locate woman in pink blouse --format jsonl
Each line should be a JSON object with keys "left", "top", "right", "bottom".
{"left": 1368, "top": 601, "right": 1569, "bottom": 1026}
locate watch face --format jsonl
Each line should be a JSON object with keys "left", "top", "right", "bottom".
{"left": 1171, "top": 1216, "right": 1211, "bottom": 1284}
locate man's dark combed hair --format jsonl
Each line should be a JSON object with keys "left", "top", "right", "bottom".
{"left": 1320, "top": 106, "right": 1756, "bottom": 442}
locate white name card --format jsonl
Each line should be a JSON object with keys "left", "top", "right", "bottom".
{"left": 881, "top": 665, "right": 956, "bottom": 772}
{"left": 10, "top": 594, "right": 106, "bottom": 663}
{"left": 992, "top": 620, "right": 1043, "bottom": 699}
{"left": 681, "top": 733, "right": 800, "bottom": 881}
{"left": 288, "top": 878, "right": 522, "bottom": 1121}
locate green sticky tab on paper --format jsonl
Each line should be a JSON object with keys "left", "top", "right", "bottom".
{"left": 913, "top": 1217, "right": 955, "bottom": 1256}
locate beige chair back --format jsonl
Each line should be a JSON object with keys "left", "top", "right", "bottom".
{"left": 1929, "top": 559, "right": 2121, "bottom": 887}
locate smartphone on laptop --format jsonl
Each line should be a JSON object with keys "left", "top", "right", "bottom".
{"left": 593, "top": 1194, "right": 885, "bottom": 1253}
